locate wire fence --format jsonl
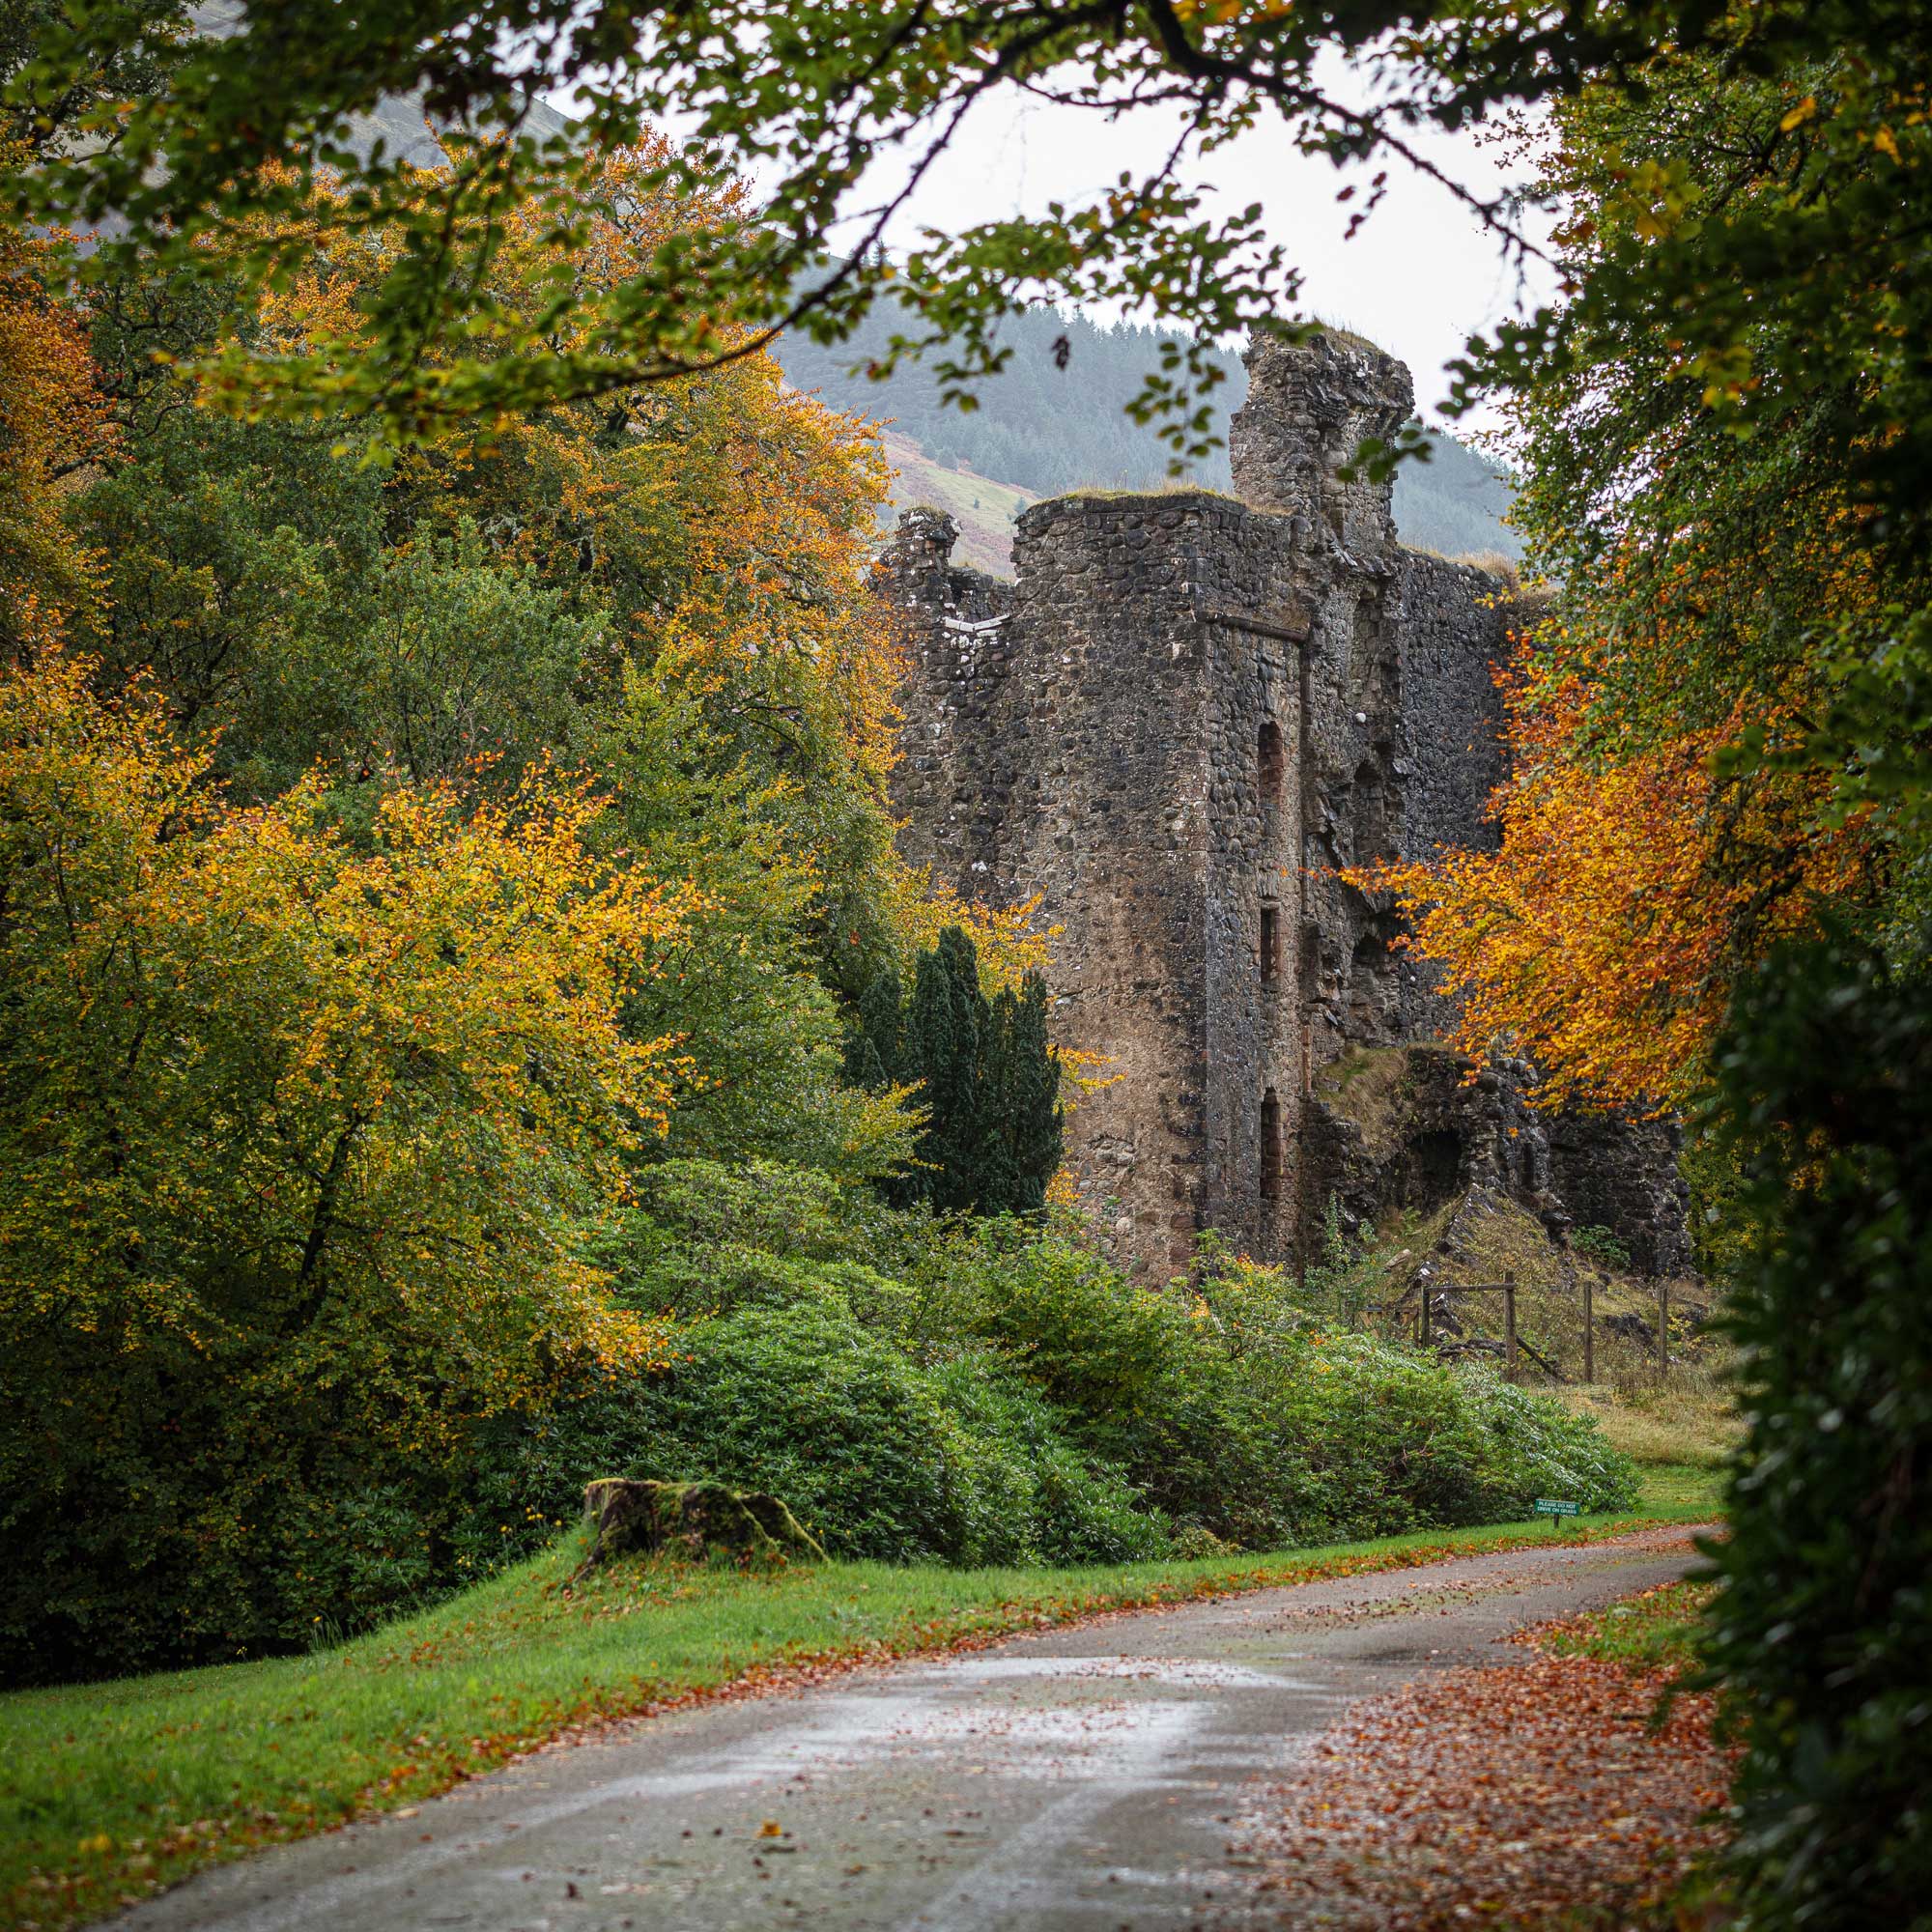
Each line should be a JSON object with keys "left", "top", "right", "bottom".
{"left": 1358, "top": 1268, "right": 1682, "bottom": 1386}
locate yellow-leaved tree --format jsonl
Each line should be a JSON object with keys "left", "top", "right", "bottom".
{"left": 0, "top": 649, "right": 681, "bottom": 1677}
{"left": 1354, "top": 630, "right": 1875, "bottom": 1112}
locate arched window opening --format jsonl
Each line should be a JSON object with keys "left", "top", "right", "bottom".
{"left": 1350, "top": 928, "right": 1389, "bottom": 1025}
{"left": 1259, "top": 904, "right": 1280, "bottom": 981}
{"left": 1260, "top": 1087, "right": 1282, "bottom": 1200}
{"left": 1258, "top": 719, "right": 1285, "bottom": 811}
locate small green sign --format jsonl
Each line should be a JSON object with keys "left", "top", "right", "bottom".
{"left": 1535, "top": 1497, "right": 1581, "bottom": 1524}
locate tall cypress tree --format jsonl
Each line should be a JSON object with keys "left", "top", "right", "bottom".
{"left": 901, "top": 926, "right": 988, "bottom": 1210}
{"left": 846, "top": 928, "right": 1062, "bottom": 1214}
{"left": 982, "top": 970, "right": 1065, "bottom": 1215}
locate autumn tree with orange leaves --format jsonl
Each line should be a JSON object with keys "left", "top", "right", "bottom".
{"left": 0, "top": 120, "right": 1068, "bottom": 1677}
{"left": 1368, "top": 44, "right": 1932, "bottom": 1925}
{"left": 1360, "top": 626, "right": 1876, "bottom": 1114}
{"left": 1362, "top": 44, "right": 1925, "bottom": 1118}
{"left": 0, "top": 187, "right": 111, "bottom": 653}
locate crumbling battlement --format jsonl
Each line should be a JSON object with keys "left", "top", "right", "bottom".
{"left": 878, "top": 328, "right": 1691, "bottom": 1279}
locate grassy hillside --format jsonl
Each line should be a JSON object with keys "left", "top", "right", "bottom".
{"left": 880, "top": 431, "right": 1037, "bottom": 576}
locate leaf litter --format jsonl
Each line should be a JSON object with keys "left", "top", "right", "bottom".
{"left": 1214, "top": 1575, "right": 1733, "bottom": 1929}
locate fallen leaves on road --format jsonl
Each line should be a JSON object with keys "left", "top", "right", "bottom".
{"left": 1220, "top": 1635, "right": 1733, "bottom": 1927}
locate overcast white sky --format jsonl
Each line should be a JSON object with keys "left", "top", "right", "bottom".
{"left": 546, "top": 53, "right": 1557, "bottom": 432}
{"left": 838, "top": 76, "right": 1559, "bottom": 429}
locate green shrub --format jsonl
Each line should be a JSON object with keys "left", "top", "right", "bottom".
{"left": 916, "top": 1354, "right": 1171, "bottom": 1564}
{"left": 474, "top": 1301, "right": 1168, "bottom": 1567}
{"left": 607, "top": 1158, "right": 914, "bottom": 1326}
{"left": 629, "top": 1305, "right": 970, "bottom": 1558}
{"left": 1570, "top": 1223, "right": 1634, "bottom": 1270}
{"left": 0, "top": 1307, "right": 481, "bottom": 1686}
{"left": 1699, "top": 942, "right": 1932, "bottom": 1928}
{"left": 896, "top": 1220, "right": 1635, "bottom": 1549}
{"left": 625, "top": 1158, "right": 878, "bottom": 1264}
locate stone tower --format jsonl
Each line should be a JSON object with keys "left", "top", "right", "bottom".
{"left": 880, "top": 328, "right": 1690, "bottom": 1278}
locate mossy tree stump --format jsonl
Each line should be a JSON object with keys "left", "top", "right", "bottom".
{"left": 580, "top": 1478, "right": 825, "bottom": 1568}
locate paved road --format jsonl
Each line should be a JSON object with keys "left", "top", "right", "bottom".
{"left": 117, "top": 1527, "right": 1705, "bottom": 1932}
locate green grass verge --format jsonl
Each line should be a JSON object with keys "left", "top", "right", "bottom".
{"left": 1635, "top": 1463, "right": 1726, "bottom": 1516}
{"left": 1532, "top": 1577, "right": 1716, "bottom": 1675}
{"left": 2, "top": 1496, "right": 1718, "bottom": 1931}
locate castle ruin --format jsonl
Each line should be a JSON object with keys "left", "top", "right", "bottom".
{"left": 879, "top": 330, "right": 1690, "bottom": 1280}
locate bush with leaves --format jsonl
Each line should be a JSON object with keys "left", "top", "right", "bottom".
{"left": 482, "top": 1165, "right": 1631, "bottom": 1573}
{"left": 1698, "top": 942, "right": 1932, "bottom": 1929}
{"left": 869, "top": 1213, "right": 1634, "bottom": 1548}
{"left": 474, "top": 1298, "right": 1168, "bottom": 1568}
{"left": 0, "top": 652, "right": 680, "bottom": 1683}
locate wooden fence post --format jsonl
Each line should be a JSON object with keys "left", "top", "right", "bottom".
{"left": 1419, "top": 1276, "right": 1432, "bottom": 1349}
{"left": 1658, "top": 1279, "right": 1670, "bottom": 1381}
{"left": 1504, "top": 1269, "right": 1518, "bottom": 1381}
{"left": 1583, "top": 1270, "right": 1595, "bottom": 1385}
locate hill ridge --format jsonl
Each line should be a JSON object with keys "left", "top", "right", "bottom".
{"left": 775, "top": 306, "right": 1520, "bottom": 578}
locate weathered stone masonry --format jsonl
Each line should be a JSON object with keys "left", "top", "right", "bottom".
{"left": 880, "top": 329, "right": 1690, "bottom": 1278}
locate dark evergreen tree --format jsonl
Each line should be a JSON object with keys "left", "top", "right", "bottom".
{"left": 901, "top": 927, "right": 988, "bottom": 1210}
{"left": 841, "top": 960, "right": 902, "bottom": 1092}
{"left": 982, "top": 972, "right": 1065, "bottom": 1215}
{"left": 846, "top": 929, "right": 1062, "bottom": 1214}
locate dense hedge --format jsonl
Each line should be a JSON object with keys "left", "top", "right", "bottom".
{"left": 1701, "top": 944, "right": 1932, "bottom": 1928}
{"left": 479, "top": 1167, "right": 1634, "bottom": 1572}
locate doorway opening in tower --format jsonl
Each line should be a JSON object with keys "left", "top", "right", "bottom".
{"left": 1398, "top": 1127, "right": 1463, "bottom": 1213}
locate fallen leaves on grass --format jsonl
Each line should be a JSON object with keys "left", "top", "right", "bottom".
{"left": 1518, "top": 1577, "right": 1716, "bottom": 1673}
{"left": 1219, "top": 1634, "right": 1733, "bottom": 1928}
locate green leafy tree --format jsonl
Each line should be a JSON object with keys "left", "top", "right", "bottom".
{"left": 0, "top": 648, "right": 681, "bottom": 1679}
{"left": 8, "top": 0, "right": 1809, "bottom": 458}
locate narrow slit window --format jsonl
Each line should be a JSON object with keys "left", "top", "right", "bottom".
{"left": 1260, "top": 904, "right": 1280, "bottom": 981}
{"left": 1260, "top": 1087, "right": 1282, "bottom": 1200}
{"left": 1258, "top": 719, "right": 1285, "bottom": 809}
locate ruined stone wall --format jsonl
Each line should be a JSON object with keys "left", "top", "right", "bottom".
{"left": 882, "top": 328, "right": 1694, "bottom": 1284}
{"left": 1389, "top": 552, "right": 1516, "bottom": 1039}
{"left": 1229, "top": 335, "right": 1515, "bottom": 1068}
{"left": 877, "top": 509, "right": 1018, "bottom": 887}
{"left": 1229, "top": 329, "right": 1410, "bottom": 554}
{"left": 1546, "top": 1110, "right": 1694, "bottom": 1276}
{"left": 883, "top": 490, "right": 1313, "bottom": 1274}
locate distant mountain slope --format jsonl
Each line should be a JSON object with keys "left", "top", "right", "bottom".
{"left": 777, "top": 305, "right": 1520, "bottom": 573}
{"left": 881, "top": 434, "right": 1039, "bottom": 577}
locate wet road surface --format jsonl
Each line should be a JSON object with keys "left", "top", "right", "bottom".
{"left": 116, "top": 1526, "right": 1706, "bottom": 1932}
